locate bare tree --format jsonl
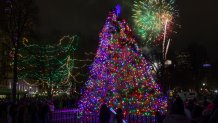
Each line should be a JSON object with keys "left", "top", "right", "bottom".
{"left": 0, "top": 0, "right": 38, "bottom": 102}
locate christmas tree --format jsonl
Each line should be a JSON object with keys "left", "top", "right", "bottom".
{"left": 78, "top": 6, "right": 167, "bottom": 116}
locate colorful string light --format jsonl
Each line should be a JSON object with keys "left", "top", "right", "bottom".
{"left": 79, "top": 7, "right": 167, "bottom": 116}
{"left": 17, "top": 35, "right": 86, "bottom": 93}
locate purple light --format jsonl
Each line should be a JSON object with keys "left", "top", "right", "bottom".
{"left": 203, "top": 63, "right": 211, "bottom": 67}
{"left": 115, "top": 4, "right": 121, "bottom": 16}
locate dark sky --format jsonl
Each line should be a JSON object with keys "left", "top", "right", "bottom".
{"left": 36, "top": 0, "right": 218, "bottom": 63}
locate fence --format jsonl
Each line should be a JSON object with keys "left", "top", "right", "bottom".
{"left": 49, "top": 109, "right": 157, "bottom": 123}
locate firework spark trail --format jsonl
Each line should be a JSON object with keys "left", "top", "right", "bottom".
{"left": 162, "top": 19, "right": 168, "bottom": 60}
{"left": 165, "top": 39, "right": 171, "bottom": 60}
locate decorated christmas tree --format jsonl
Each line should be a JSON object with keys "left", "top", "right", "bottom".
{"left": 78, "top": 6, "right": 167, "bottom": 116}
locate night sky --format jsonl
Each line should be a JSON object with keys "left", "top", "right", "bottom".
{"left": 36, "top": 0, "right": 218, "bottom": 63}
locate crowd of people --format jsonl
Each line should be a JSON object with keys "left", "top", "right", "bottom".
{"left": 0, "top": 98, "right": 51, "bottom": 123}
{"left": 52, "top": 95, "right": 78, "bottom": 109}
{"left": 98, "top": 94, "right": 218, "bottom": 123}
{"left": 0, "top": 94, "right": 218, "bottom": 123}
{"left": 0, "top": 95, "right": 79, "bottom": 123}
{"left": 160, "top": 94, "right": 218, "bottom": 123}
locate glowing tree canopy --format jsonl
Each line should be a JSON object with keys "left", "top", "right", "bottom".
{"left": 18, "top": 36, "right": 79, "bottom": 94}
{"left": 132, "top": 0, "right": 176, "bottom": 45}
{"left": 79, "top": 6, "right": 167, "bottom": 116}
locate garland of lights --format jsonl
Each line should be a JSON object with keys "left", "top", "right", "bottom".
{"left": 78, "top": 6, "right": 167, "bottom": 116}
{"left": 17, "top": 35, "right": 89, "bottom": 94}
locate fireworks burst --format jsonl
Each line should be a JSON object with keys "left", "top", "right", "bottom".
{"left": 132, "top": 0, "right": 176, "bottom": 45}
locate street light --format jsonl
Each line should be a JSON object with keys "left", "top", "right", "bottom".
{"left": 203, "top": 83, "right": 206, "bottom": 86}
{"left": 165, "top": 60, "right": 172, "bottom": 66}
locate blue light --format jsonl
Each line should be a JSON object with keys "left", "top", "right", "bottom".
{"left": 115, "top": 4, "right": 121, "bottom": 16}
{"left": 110, "top": 107, "right": 117, "bottom": 114}
{"left": 110, "top": 107, "right": 126, "bottom": 123}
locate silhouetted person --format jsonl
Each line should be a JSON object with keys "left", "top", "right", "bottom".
{"left": 39, "top": 102, "right": 50, "bottom": 123}
{"left": 191, "top": 104, "right": 203, "bottom": 123}
{"left": 163, "top": 97, "right": 190, "bottom": 123}
{"left": 99, "top": 104, "right": 110, "bottom": 123}
{"left": 29, "top": 102, "right": 38, "bottom": 123}
{"left": 10, "top": 103, "right": 18, "bottom": 123}
{"left": 115, "top": 108, "right": 124, "bottom": 123}
{"left": 156, "top": 111, "right": 165, "bottom": 123}
{"left": 17, "top": 103, "right": 27, "bottom": 123}
{"left": 187, "top": 99, "right": 195, "bottom": 113}
{"left": 203, "top": 96, "right": 209, "bottom": 108}
{"left": 205, "top": 95, "right": 218, "bottom": 123}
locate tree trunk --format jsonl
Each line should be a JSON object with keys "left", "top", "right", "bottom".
{"left": 161, "top": 61, "right": 167, "bottom": 94}
{"left": 12, "top": 43, "right": 18, "bottom": 102}
{"left": 47, "top": 81, "right": 53, "bottom": 99}
{"left": 47, "top": 86, "right": 52, "bottom": 99}
{"left": 12, "top": 34, "right": 20, "bottom": 103}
